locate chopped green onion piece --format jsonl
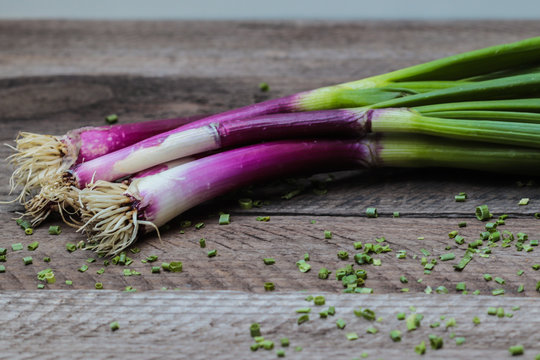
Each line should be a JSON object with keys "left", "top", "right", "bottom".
{"left": 48, "top": 225, "right": 61, "bottom": 235}
{"left": 435, "top": 286, "right": 448, "bottom": 294}
{"left": 536, "top": 281, "right": 540, "bottom": 292}
{"left": 263, "top": 258, "right": 275, "bottom": 265}
{"left": 448, "top": 230, "right": 458, "bottom": 238}
{"left": 238, "top": 198, "right": 253, "bottom": 209}
{"left": 294, "top": 346, "right": 302, "bottom": 352}
{"left": 151, "top": 266, "right": 160, "bottom": 273}
{"left": 264, "top": 282, "right": 275, "bottom": 291}
{"left": 366, "top": 207, "right": 378, "bottom": 218}
{"left": 400, "top": 276, "right": 408, "bottom": 284}
{"left": 24, "top": 228, "right": 33, "bottom": 235}
{"left": 406, "top": 313, "right": 422, "bottom": 331}
{"left": 458, "top": 221, "right": 467, "bottom": 228}
{"left": 78, "top": 265, "right": 88, "bottom": 272}
{"left": 455, "top": 337, "right": 466, "bottom": 345}
{"left": 256, "top": 216, "right": 270, "bottom": 222}
{"left": 454, "top": 235, "right": 465, "bottom": 245}
{"left": 66, "top": 243, "right": 77, "bottom": 252}
{"left": 65, "top": 280, "right": 72, "bottom": 285}
{"left": 105, "top": 114, "right": 118, "bottom": 124}
{"left": 26, "top": 241, "right": 39, "bottom": 251}
{"left": 218, "top": 213, "right": 230, "bottom": 225}
{"left": 392, "top": 211, "right": 400, "bottom": 218}
{"left": 456, "top": 282, "right": 466, "bottom": 291}
{"left": 199, "top": 238, "right": 206, "bottom": 248}
{"left": 389, "top": 330, "right": 401, "bottom": 342}
{"left": 429, "top": 334, "right": 444, "bottom": 350}
{"left": 0, "top": 248, "right": 5, "bottom": 256}
{"left": 517, "top": 284, "right": 524, "bottom": 293}
{"left": 494, "top": 277, "right": 505, "bottom": 285}
{"left": 296, "top": 307, "right": 311, "bottom": 313}
{"left": 430, "top": 322, "right": 440, "bottom": 328}
{"left": 96, "top": 268, "right": 105, "bottom": 275}
{"left": 297, "top": 314, "right": 309, "bottom": 325}
{"left": 327, "top": 306, "right": 335, "bottom": 316}
{"left": 250, "top": 343, "right": 259, "bottom": 352}
{"left": 194, "top": 222, "right": 205, "bottom": 229}
{"left": 397, "top": 312, "right": 406, "bottom": 320}
{"left": 11, "top": 243, "right": 23, "bottom": 251}
{"left": 415, "top": 341, "right": 426, "bottom": 355}
{"left": 314, "top": 296, "right": 325, "bottom": 306}
{"left": 276, "top": 349, "right": 285, "bottom": 357}
{"left": 146, "top": 255, "right": 158, "bottom": 263}
{"left": 296, "top": 260, "right": 311, "bottom": 273}
{"left": 258, "top": 82, "right": 270, "bottom": 92}
{"left": 518, "top": 198, "right": 530, "bottom": 206}
{"left": 37, "top": 284, "right": 44, "bottom": 289}
{"left": 318, "top": 267, "right": 330, "bottom": 279}
{"left": 440, "top": 253, "right": 455, "bottom": 261}
{"left": 23, "top": 256, "right": 33, "bottom": 265}
{"left": 337, "top": 250, "right": 349, "bottom": 260}
{"left": 346, "top": 332, "right": 359, "bottom": 341}
{"left": 86, "top": 258, "right": 96, "bottom": 263}
{"left": 508, "top": 345, "right": 524, "bottom": 356}
{"left": 475, "top": 205, "right": 491, "bottom": 221}
{"left": 169, "top": 261, "right": 183, "bottom": 272}
{"left": 280, "top": 337, "right": 289, "bottom": 347}
{"left": 109, "top": 321, "right": 119, "bottom": 331}
{"left": 207, "top": 249, "right": 217, "bottom": 258}
{"left": 484, "top": 274, "right": 493, "bottom": 281}
{"left": 336, "top": 318, "right": 346, "bottom": 329}
{"left": 324, "top": 230, "right": 332, "bottom": 239}
{"left": 319, "top": 310, "right": 328, "bottom": 318}
{"left": 366, "top": 326, "right": 378, "bottom": 334}
{"left": 424, "top": 286, "right": 433, "bottom": 294}
{"left": 0, "top": 265, "right": 5, "bottom": 273}
{"left": 533, "top": 264, "right": 540, "bottom": 270}
{"left": 492, "top": 289, "right": 505, "bottom": 296}
{"left": 250, "top": 323, "right": 261, "bottom": 337}
{"left": 445, "top": 317, "right": 456, "bottom": 328}
{"left": 95, "top": 282, "right": 103, "bottom": 289}
{"left": 455, "top": 194, "right": 467, "bottom": 202}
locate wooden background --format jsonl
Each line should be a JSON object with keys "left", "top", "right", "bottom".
{"left": 0, "top": 20, "right": 539, "bottom": 359}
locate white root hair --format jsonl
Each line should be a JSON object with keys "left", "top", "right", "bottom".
{"left": 5, "top": 132, "right": 70, "bottom": 203}
{"left": 78, "top": 180, "right": 159, "bottom": 256}
{"left": 23, "top": 172, "right": 81, "bottom": 228}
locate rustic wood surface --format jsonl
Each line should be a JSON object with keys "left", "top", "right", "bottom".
{"left": 0, "top": 20, "right": 539, "bottom": 359}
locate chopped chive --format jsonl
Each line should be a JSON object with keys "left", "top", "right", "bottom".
{"left": 393, "top": 211, "right": 400, "bottom": 218}
{"left": 324, "top": 230, "right": 332, "bottom": 239}
{"left": 366, "top": 326, "right": 378, "bottom": 334}
{"left": 109, "top": 321, "right": 120, "bottom": 331}
{"left": 518, "top": 198, "right": 530, "bottom": 206}
{"left": 276, "top": 349, "right": 285, "bottom": 357}
{"left": 258, "top": 82, "right": 270, "bottom": 92}
{"left": 66, "top": 243, "right": 77, "bottom": 252}
{"left": 48, "top": 225, "right": 61, "bottom": 235}
{"left": 327, "top": 306, "right": 335, "bottom": 316}
{"left": 263, "top": 258, "right": 275, "bottom": 265}
{"left": 78, "top": 265, "right": 88, "bottom": 272}
{"left": 27, "top": 241, "right": 39, "bottom": 251}
{"left": 169, "top": 261, "right": 183, "bottom": 272}
{"left": 146, "top": 255, "right": 158, "bottom": 262}
{"left": 455, "top": 337, "right": 466, "bottom": 346}
{"left": 536, "top": 281, "right": 540, "bottom": 292}
{"left": 11, "top": 243, "right": 23, "bottom": 251}
{"left": 250, "top": 343, "right": 259, "bottom": 352}
{"left": 492, "top": 289, "right": 505, "bottom": 296}
{"left": 65, "top": 280, "right": 72, "bottom": 285}
{"left": 0, "top": 265, "right": 5, "bottom": 273}
{"left": 494, "top": 277, "right": 505, "bottom": 285}
{"left": 105, "top": 114, "right": 118, "bottom": 124}
{"left": 389, "top": 330, "right": 401, "bottom": 342}
{"left": 454, "top": 235, "right": 465, "bottom": 245}
{"left": 199, "top": 238, "right": 206, "bottom": 248}
{"left": 280, "top": 337, "right": 289, "bottom": 347}
{"left": 508, "top": 345, "right": 524, "bottom": 356}
{"left": 430, "top": 321, "right": 440, "bottom": 328}
{"left": 400, "top": 276, "right": 408, "bottom": 284}
{"left": 483, "top": 274, "right": 493, "bottom": 281}
{"left": 24, "top": 228, "right": 33, "bottom": 235}
{"left": 472, "top": 316, "right": 480, "bottom": 325}
{"left": 264, "top": 282, "right": 275, "bottom": 291}
{"left": 207, "top": 249, "right": 217, "bottom": 257}
{"left": 336, "top": 318, "right": 346, "bottom": 329}
{"left": 250, "top": 323, "right": 261, "bottom": 337}
{"left": 429, "top": 334, "right": 444, "bottom": 350}
{"left": 448, "top": 230, "right": 458, "bottom": 238}
{"left": 303, "top": 253, "right": 310, "bottom": 261}
{"left": 23, "top": 256, "right": 33, "bottom": 265}
{"left": 366, "top": 207, "right": 378, "bottom": 218}
{"left": 445, "top": 317, "right": 456, "bottom": 328}
{"left": 517, "top": 284, "right": 524, "bottom": 293}
{"left": 318, "top": 267, "right": 330, "bottom": 279}
{"left": 346, "top": 332, "right": 359, "bottom": 341}
{"left": 420, "top": 248, "right": 431, "bottom": 256}
{"left": 455, "top": 194, "right": 467, "bottom": 202}
{"left": 440, "top": 253, "right": 455, "bottom": 261}
{"left": 297, "top": 314, "right": 309, "bottom": 325}
{"left": 256, "top": 216, "right": 270, "bottom": 222}
{"left": 151, "top": 266, "right": 160, "bottom": 273}
{"left": 218, "top": 213, "right": 230, "bottom": 225}
{"left": 296, "top": 308, "right": 311, "bottom": 313}
{"left": 475, "top": 205, "right": 491, "bottom": 221}
{"left": 294, "top": 346, "right": 302, "bottom": 352}
{"left": 314, "top": 296, "right": 325, "bottom": 306}
{"left": 37, "top": 284, "right": 44, "bottom": 289}
{"left": 415, "top": 341, "right": 426, "bottom": 355}
{"left": 194, "top": 222, "right": 205, "bottom": 229}
{"left": 458, "top": 221, "right": 467, "bottom": 228}
{"left": 296, "top": 260, "right": 311, "bottom": 273}
{"left": 406, "top": 313, "right": 422, "bottom": 331}
{"left": 337, "top": 250, "right": 349, "bottom": 260}
{"left": 95, "top": 282, "right": 103, "bottom": 289}
{"left": 435, "top": 286, "right": 449, "bottom": 294}
{"left": 319, "top": 310, "right": 328, "bottom": 318}
{"left": 238, "top": 198, "right": 253, "bottom": 209}
{"left": 533, "top": 264, "right": 540, "bottom": 270}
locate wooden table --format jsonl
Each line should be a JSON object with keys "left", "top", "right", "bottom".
{"left": 0, "top": 20, "right": 539, "bottom": 359}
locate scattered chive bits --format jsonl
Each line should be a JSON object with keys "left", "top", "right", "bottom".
{"left": 109, "top": 321, "right": 120, "bottom": 331}
{"left": 258, "top": 82, "right": 270, "bottom": 92}
{"left": 389, "top": 330, "right": 401, "bottom": 342}
{"left": 48, "top": 225, "right": 61, "bottom": 235}
{"left": 263, "top": 258, "right": 275, "bottom": 265}
{"left": 105, "top": 114, "right": 118, "bottom": 124}
{"left": 324, "top": 230, "right": 332, "bottom": 239}
{"left": 207, "top": 249, "right": 217, "bottom": 258}
{"left": 218, "top": 213, "right": 230, "bottom": 225}
{"left": 366, "top": 207, "right": 378, "bottom": 218}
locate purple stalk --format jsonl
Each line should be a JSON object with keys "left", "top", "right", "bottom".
{"left": 72, "top": 109, "right": 370, "bottom": 187}
{"left": 67, "top": 114, "right": 206, "bottom": 164}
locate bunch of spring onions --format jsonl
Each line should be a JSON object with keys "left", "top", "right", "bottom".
{"left": 6, "top": 37, "right": 540, "bottom": 255}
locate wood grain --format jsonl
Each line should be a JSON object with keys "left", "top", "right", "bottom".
{"left": 0, "top": 20, "right": 539, "bottom": 359}
{"left": 1, "top": 290, "right": 539, "bottom": 360}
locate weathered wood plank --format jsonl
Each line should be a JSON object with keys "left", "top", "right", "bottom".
{"left": 1, "top": 213, "right": 537, "bottom": 296}
{"left": 1, "top": 290, "right": 539, "bottom": 359}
